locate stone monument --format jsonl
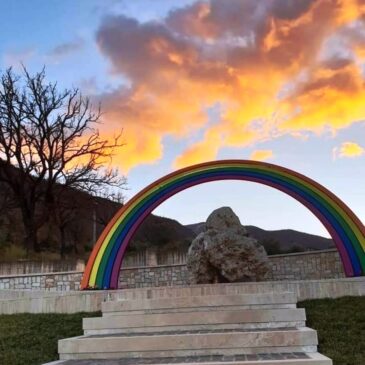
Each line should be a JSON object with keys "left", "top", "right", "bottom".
{"left": 187, "top": 207, "right": 270, "bottom": 284}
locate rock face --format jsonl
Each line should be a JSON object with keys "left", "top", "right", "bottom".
{"left": 187, "top": 207, "right": 270, "bottom": 284}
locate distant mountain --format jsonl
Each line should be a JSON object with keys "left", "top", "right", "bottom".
{"left": 186, "top": 223, "right": 206, "bottom": 236}
{"left": 185, "top": 223, "right": 334, "bottom": 254}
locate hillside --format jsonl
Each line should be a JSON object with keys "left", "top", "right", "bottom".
{"left": 0, "top": 183, "right": 195, "bottom": 258}
{"left": 131, "top": 215, "right": 195, "bottom": 251}
{"left": 0, "top": 162, "right": 334, "bottom": 258}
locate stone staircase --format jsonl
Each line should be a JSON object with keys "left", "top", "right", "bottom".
{"left": 53, "top": 288, "right": 332, "bottom": 365}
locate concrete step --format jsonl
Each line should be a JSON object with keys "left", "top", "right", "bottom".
{"left": 84, "top": 308, "right": 306, "bottom": 335}
{"left": 111, "top": 284, "right": 297, "bottom": 301}
{"left": 46, "top": 352, "right": 332, "bottom": 364}
{"left": 58, "top": 327, "right": 318, "bottom": 360}
{"left": 102, "top": 293, "right": 297, "bottom": 315}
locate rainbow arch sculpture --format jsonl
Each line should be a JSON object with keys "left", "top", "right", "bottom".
{"left": 81, "top": 160, "right": 365, "bottom": 290}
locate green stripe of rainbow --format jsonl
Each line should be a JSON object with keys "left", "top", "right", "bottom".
{"left": 81, "top": 160, "right": 365, "bottom": 289}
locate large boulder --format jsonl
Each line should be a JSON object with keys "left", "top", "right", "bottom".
{"left": 187, "top": 207, "right": 270, "bottom": 284}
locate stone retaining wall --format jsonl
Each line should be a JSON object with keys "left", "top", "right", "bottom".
{"left": 0, "top": 249, "right": 345, "bottom": 290}
{"left": 118, "top": 249, "right": 345, "bottom": 288}
{"left": 119, "top": 264, "right": 188, "bottom": 288}
{"left": 0, "top": 271, "right": 82, "bottom": 291}
{"left": 267, "top": 249, "right": 345, "bottom": 280}
{"left": 0, "top": 278, "right": 364, "bottom": 314}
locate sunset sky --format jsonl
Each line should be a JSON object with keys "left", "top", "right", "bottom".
{"left": 1, "top": 0, "right": 365, "bottom": 237}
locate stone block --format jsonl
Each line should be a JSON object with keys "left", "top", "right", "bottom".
{"left": 83, "top": 308, "right": 306, "bottom": 335}
{"left": 102, "top": 292, "right": 297, "bottom": 314}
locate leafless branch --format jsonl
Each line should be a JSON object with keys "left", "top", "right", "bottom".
{"left": 0, "top": 66, "right": 127, "bottom": 253}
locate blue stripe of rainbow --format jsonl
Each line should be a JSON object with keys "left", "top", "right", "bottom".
{"left": 81, "top": 160, "right": 365, "bottom": 289}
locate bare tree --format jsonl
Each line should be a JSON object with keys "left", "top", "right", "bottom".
{"left": 0, "top": 67, "right": 126, "bottom": 254}
{"left": 52, "top": 187, "right": 82, "bottom": 258}
{"left": 0, "top": 181, "right": 17, "bottom": 249}
{"left": 94, "top": 191, "right": 124, "bottom": 228}
{"left": 0, "top": 181, "right": 16, "bottom": 214}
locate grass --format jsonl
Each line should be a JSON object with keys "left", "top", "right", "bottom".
{"left": 0, "top": 312, "right": 100, "bottom": 365}
{"left": 0, "top": 297, "right": 364, "bottom": 365}
{"left": 297, "top": 296, "right": 365, "bottom": 365}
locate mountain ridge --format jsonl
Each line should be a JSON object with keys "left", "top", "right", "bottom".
{"left": 185, "top": 222, "right": 334, "bottom": 254}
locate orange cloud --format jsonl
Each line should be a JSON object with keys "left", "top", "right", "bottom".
{"left": 173, "top": 128, "right": 223, "bottom": 169}
{"left": 95, "top": 0, "right": 365, "bottom": 172}
{"left": 335, "top": 141, "right": 364, "bottom": 158}
{"left": 250, "top": 150, "right": 274, "bottom": 161}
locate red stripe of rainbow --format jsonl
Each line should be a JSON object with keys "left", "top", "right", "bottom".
{"left": 81, "top": 160, "right": 365, "bottom": 289}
